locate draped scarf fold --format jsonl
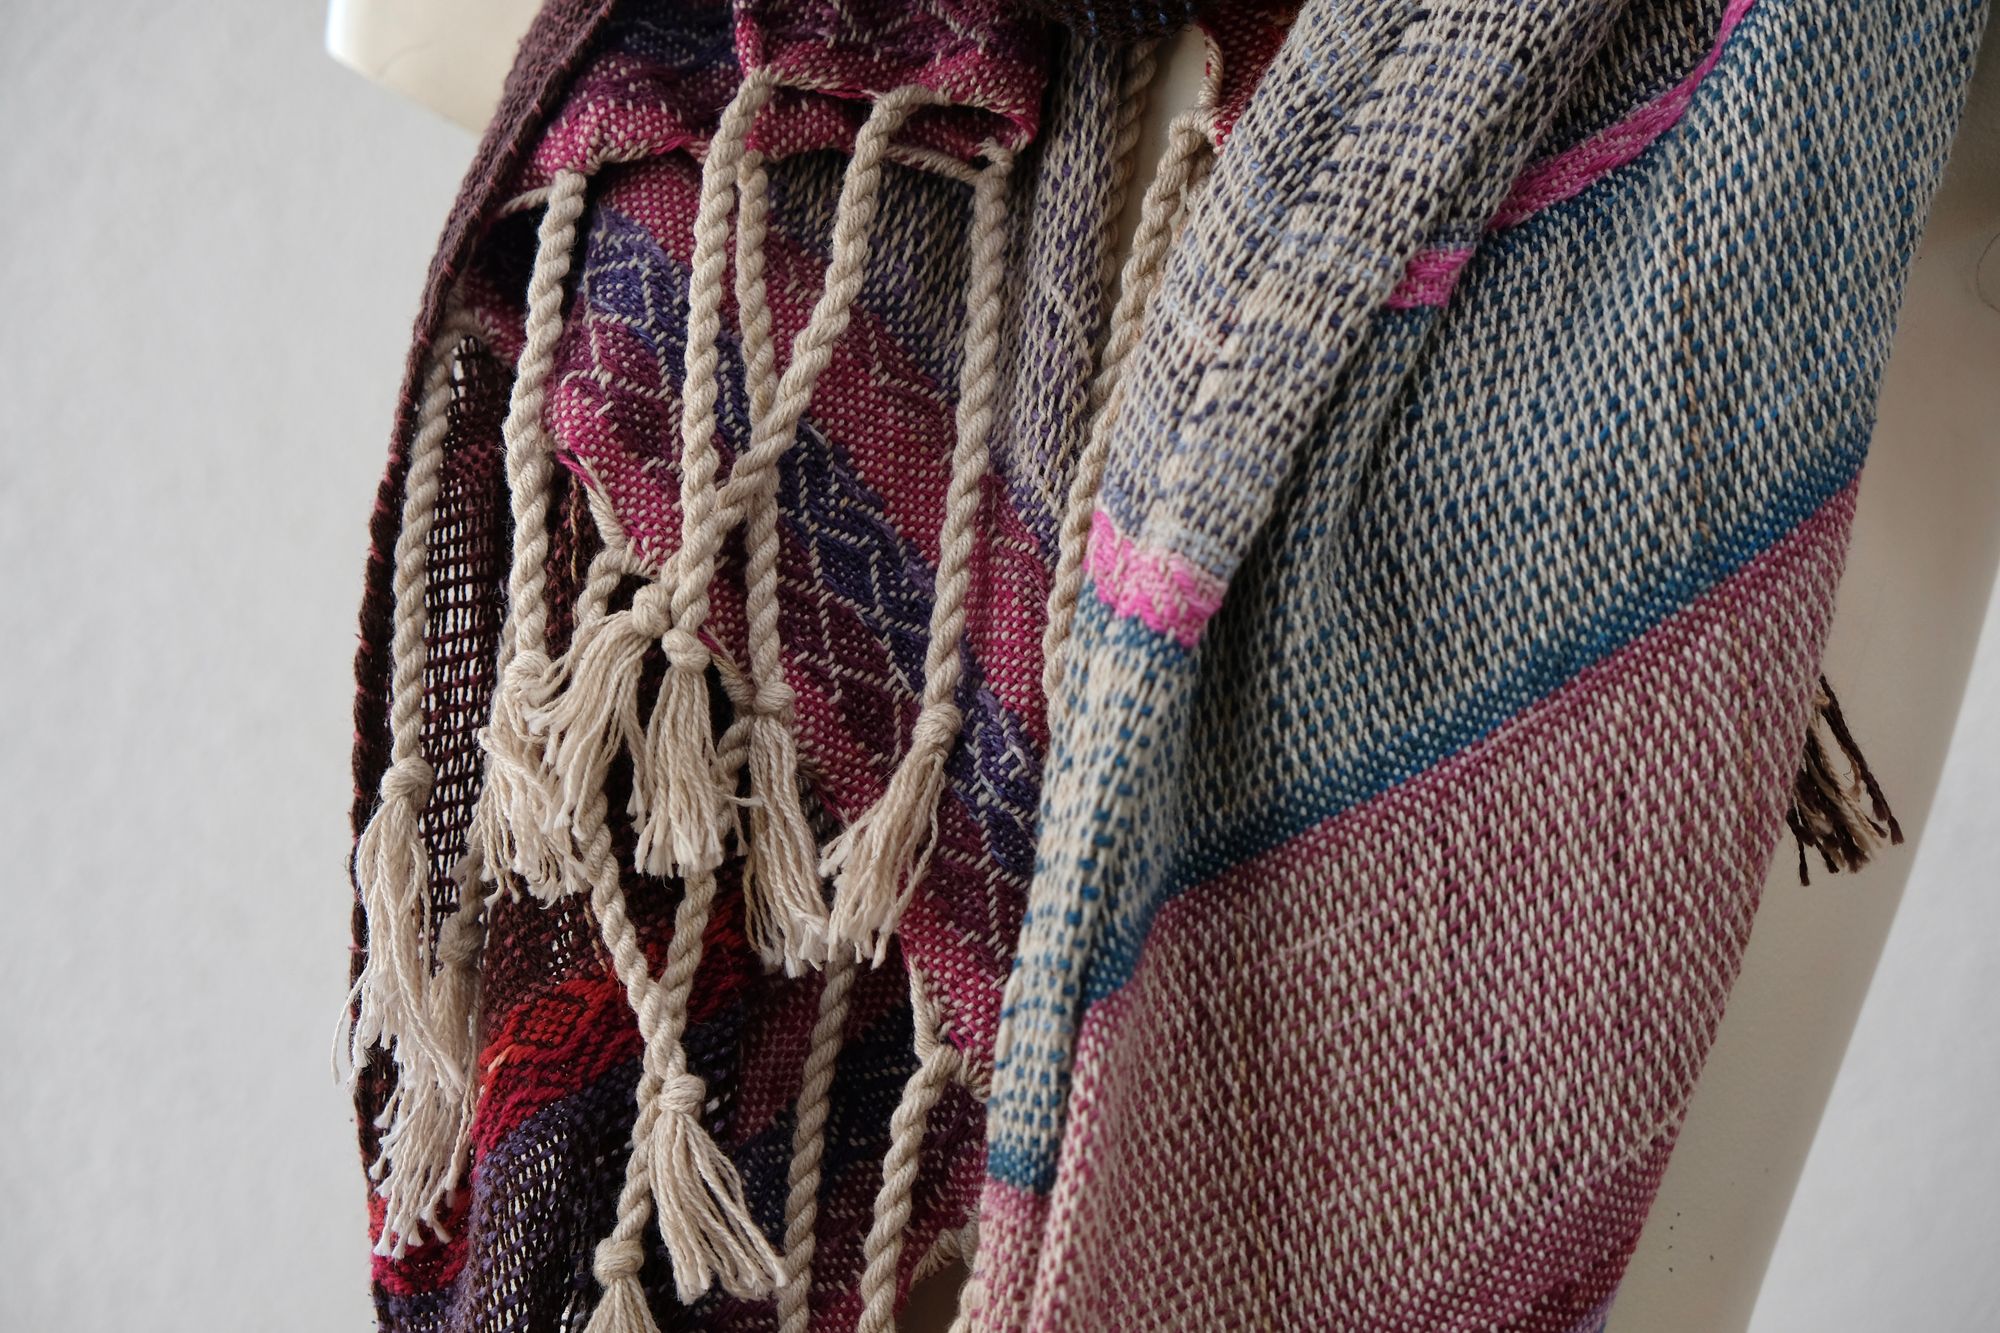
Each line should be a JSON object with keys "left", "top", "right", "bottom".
{"left": 344, "top": 0, "right": 1980, "bottom": 1328}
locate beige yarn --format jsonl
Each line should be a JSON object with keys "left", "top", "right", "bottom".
{"left": 820, "top": 147, "right": 1018, "bottom": 965}
{"left": 631, "top": 71, "right": 781, "bottom": 884}
{"left": 1095, "top": 41, "right": 1164, "bottom": 329}
{"left": 448, "top": 59, "right": 1082, "bottom": 1329}
{"left": 473, "top": 167, "right": 591, "bottom": 902}
{"left": 1042, "top": 66, "right": 1221, "bottom": 716}
{"left": 568, "top": 83, "right": 969, "bottom": 1326}
{"left": 530, "top": 79, "right": 937, "bottom": 919}
{"left": 581, "top": 837, "right": 782, "bottom": 1314}
{"left": 733, "top": 133, "right": 836, "bottom": 975}
{"left": 351, "top": 332, "right": 461, "bottom": 1078}
{"left": 350, "top": 315, "right": 494, "bottom": 1257}
{"left": 775, "top": 954, "right": 858, "bottom": 1333}
{"left": 563, "top": 569, "right": 782, "bottom": 1320}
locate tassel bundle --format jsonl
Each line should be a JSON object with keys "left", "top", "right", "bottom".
{"left": 348, "top": 319, "right": 494, "bottom": 1257}
{"left": 368, "top": 41, "right": 1041, "bottom": 1328}
{"left": 1788, "top": 674, "right": 1905, "bottom": 883}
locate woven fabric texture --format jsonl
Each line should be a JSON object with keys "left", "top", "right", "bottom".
{"left": 343, "top": 0, "right": 1983, "bottom": 1329}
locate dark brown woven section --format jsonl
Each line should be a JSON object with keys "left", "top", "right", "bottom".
{"left": 348, "top": 0, "right": 620, "bottom": 1199}
{"left": 1017, "top": 0, "right": 1205, "bottom": 41}
{"left": 418, "top": 345, "right": 512, "bottom": 925}
{"left": 353, "top": 0, "right": 620, "bottom": 847}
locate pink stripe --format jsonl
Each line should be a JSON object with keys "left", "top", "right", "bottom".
{"left": 1390, "top": 0, "right": 1756, "bottom": 308}
{"left": 998, "top": 485, "right": 1857, "bottom": 1330}
{"left": 1085, "top": 510, "right": 1227, "bottom": 648}
{"left": 971, "top": 1179, "right": 1053, "bottom": 1332}
{"left": 1385, "top": 245, "right": 1476, "bottom": 308}
{"left": 1495, "top": 0, "right": 1755, "bottom": 228}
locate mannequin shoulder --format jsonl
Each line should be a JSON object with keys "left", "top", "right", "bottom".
{"left": 325, "top": 0, "right": 540, "bottom": 131}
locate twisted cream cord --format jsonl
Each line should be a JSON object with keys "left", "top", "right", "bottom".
{"left": 855, "top": 972, "right": 967, "bottom": 1333}
{"left": 474, "top": 168, "right": 592, "bottom": 900}
{"left": 694, "top": 85, "right": 943, "bottom": 543}
{"left": 502, "top": 169, "right": 590, "bottom": 662}
{"left": 820, "top": 149, "right": 1017, "bottom": 964}
{"left": 667, "top": 68, "right": 779, "bottom": 636}
{"left": 571, "top": 538, "right": 780, "bottom": 1317}
{"left": 1097, "top": 40, "right": 1162, "bottom": 306}
{"left": 1040, "top": 103, "right": 1218, "bottom": 717}
{"left": 776, "top": 954, "right": 857, "bottom": 1333}
{"left": 733, "top": 141, "right": 834, "bottom": 970}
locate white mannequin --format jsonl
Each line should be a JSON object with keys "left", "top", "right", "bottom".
{"left": 329, "top": 6, "right": 2000, "bottom": 1328}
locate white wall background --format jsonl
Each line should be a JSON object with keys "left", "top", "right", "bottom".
{"left": 0, "top": 4, "right": 458, "bottom": 1328}
{"left": 1751, "top": 577, "right": 2000, "bottom": 1331}
{"left": 0, "top": 4, "right": 1991, "bottom": 1331}
{"left": 1752, "top": 592, "right": 2000, "bottom": 1328}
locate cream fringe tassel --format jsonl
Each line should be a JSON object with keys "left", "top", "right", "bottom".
{"left": 581, "top": 815, "right": 782, "bottom": 1318}
{"left": 558, "top": 542, "right": 781, "bottom": 1328}
{"left": 623, "top": 70, "right": 779, "bottom": 887}
{"left": 440, "top": 46, "right": 1179, "bottom": 1324}
{"left": 528, "top": 78, "right": 935, "bottom": 949}
{"left": 348, "top": 311, "right": 511, "bottom": 1257}
{"left": 528, "top": 72, "right": 780, "bottom": 894}
{"left": 573, "top": 79, "right": 970, "bottom": 1317}
{"left": 733, "top": 137, "right": 835, "bottom": 975}
{"left": 819, "top": 146, "right": 1017, "bottom": 965}
{"left": 474, "top": 167, "right": 592, "bottom": 902}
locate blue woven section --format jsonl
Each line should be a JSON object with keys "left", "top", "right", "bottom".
{"left": 985, "top": 0, "right": 1984, "bottom": 1196}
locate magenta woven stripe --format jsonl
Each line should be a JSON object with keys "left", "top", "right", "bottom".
{"left": 1084, "top": 509, "right": 1227, "bottom": 647}
{"left": 1384, "top": 244, "right": 1476, "bottom": 308}
{"left": 1494, "top": 0, "right": 1758, "bottom": 228}
{"left": 1385, "top": 0, "right": 1758, "bottom": 312}
{"left": 1002, "top": 483, "right": 1856, "bottom": 1329}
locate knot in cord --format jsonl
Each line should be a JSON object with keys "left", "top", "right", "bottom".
{"left": 379, "top": 756, "right": 435, "bottom": 808}
{"left": 909, "top": 980, "right": 963, "bottom": 1083}
{"left": 435, "top": 901, "right": 485, "bottom": 967}
{"left": 909, "top": 703, "right": 965, "bottom": 760}
{"left": 501, "top": 646, "right": 557, "bottom": 704}
{"left": 661, "top": 627, "right": 710, "bottom": 674}
{"left": 659, "top": 1070, "right": 707, "bottom": 1119}
{"left": 751, "top": 676, "right": 795, "bottom": 718}
{"left": 628, "top": 581, "right": 675, "bottom": 639}
{"left": 593, "top": 1232, "right": 646, "bottom": 1283}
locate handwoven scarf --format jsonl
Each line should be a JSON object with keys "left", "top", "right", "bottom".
{"left": 343, "top": 1, "right": 1984, "bottom": 1329}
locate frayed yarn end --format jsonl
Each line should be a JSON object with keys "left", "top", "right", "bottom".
{"left": 647, "top": 1077, "right": 785, "bottom": 1303}
{"left": 631, "top": 634, "right": 737, "bottom": 880}
{"left": 532, "top": 613, "right": 651, "bottom": 842}
{"left": 369, "top": 1065, "right": 475, "bottom": 1259}
{"left": 743, "top": 708, "right": 832, "bottom": 974}
{"left": 819, "top": 705, "right": 959, "bottom": 965}
{"left": 1788, "top": 675, "right": 1904, "bottom": 884}
{"left": 349, "top": 757, "right": 440, "bottom": 1079}
{"left": 477, "top": 649, "right": 582, "bottom": 901}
